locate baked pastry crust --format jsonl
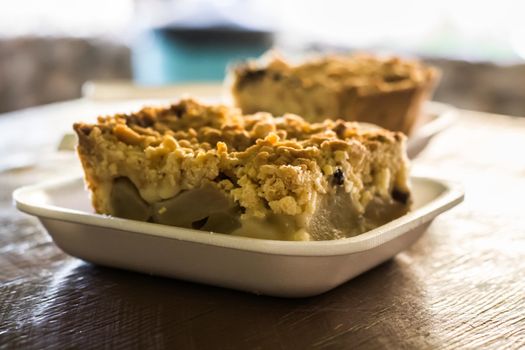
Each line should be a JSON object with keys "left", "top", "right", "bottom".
{"left": 229, "top": 53, "right": 439, "bottom": 134}
{"left": 74, "top": 98, "right": 411, "bottom": 241}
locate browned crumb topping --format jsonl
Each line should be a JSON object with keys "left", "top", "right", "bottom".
{"left": 74, "top": 98, "right": 410, "bottom": 230}
{"left": 234, "top": 53, "right": 437, "bottom": 95}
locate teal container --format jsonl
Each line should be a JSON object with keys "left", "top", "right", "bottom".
{"left": 132, "top": 28, "right": 273, "bottom": 84}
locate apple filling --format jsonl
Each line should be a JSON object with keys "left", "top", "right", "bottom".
{"left": 110, "top": 177, "right": 241, "bottom": 233}
{"left": 109, "top": 177, "right": 408, "bottom": 241}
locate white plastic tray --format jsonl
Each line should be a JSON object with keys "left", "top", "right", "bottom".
{"left": 14, "top": 176, "right": 463, "bottom": 297}
{"left": 407, "top": 101, "right": 456, "bottom": 158}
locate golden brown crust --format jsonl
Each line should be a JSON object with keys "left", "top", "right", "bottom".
{"left": 230, "top": 53, "right": 440, "bottom": 134}
{"left": 74, "top": 98, "right": 410, "bottom": 238}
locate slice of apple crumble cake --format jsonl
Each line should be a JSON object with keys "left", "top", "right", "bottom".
{"left": 73, "top": 99, "right": 411, "bottom": 241}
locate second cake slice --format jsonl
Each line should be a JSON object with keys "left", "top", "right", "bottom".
{"left": 229, "top": 53, "right": 439, "bottom": 134}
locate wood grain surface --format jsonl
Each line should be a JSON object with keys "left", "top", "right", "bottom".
{"left": 0, "top": 101, "right": 524, "bottom": 349}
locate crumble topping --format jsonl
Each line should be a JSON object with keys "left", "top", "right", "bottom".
{"left": 234, "top": 53, "right": 437, "bottom": 95}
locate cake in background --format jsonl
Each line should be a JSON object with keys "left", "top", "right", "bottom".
{"left": 229, "top": 52, "right": 440, "bottom": 135}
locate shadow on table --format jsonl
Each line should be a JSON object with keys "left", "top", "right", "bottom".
{"left": 17, "top": 255, "right": 433, "bottom": 349}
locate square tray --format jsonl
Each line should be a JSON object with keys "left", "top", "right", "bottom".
{"left": 14, "top": 175, "right": 463, "bottom": 297}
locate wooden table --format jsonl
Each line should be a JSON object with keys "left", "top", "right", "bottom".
{"left": 1, "top": 99, "right": 524, "bottom": 349}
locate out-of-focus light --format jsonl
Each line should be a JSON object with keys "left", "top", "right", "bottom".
{"left": 0, "top": 0, "right": 133, "bottom": 38}
{"left": 509, "top": 13, "right": 525, "bottom": 61}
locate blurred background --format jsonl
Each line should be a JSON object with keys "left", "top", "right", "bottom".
{"left": 1, "top": 0, "right": 524, "bottom": 115}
